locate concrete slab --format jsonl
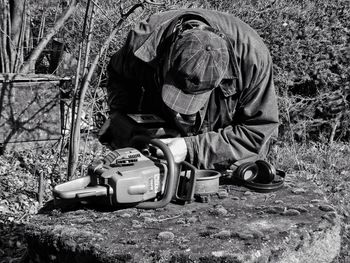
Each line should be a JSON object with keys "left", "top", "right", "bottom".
{"left": 0, "top": 74, "right": 70, "bottom": 151}
{"left": 24, "top": 173, "right": 341, "bottom": 263}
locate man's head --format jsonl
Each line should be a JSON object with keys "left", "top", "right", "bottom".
{"left": 162, "top": 28, "right": 229, "bottom": 115}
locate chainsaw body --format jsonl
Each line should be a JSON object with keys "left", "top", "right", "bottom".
{"left": 53, "top": 138, "right": 196, "bottom": 209}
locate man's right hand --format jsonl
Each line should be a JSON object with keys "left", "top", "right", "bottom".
{"left": 158, "top": 137, "right": 187, "bottom": 163}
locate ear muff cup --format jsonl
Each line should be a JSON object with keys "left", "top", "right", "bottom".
{"left": 235, "top": 162, "right": 259, "bottom": 182}
{"left": 234, "top": 160, "right": 286, "bottom": 193}
{"left": 254, "top": 160, "right": 276, "bottom": 184}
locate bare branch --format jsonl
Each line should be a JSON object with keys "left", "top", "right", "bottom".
{"left": 83, "top": 2, "right": 95, "bottom": 75}
{"left": 144, "top": 0, "right": 166, "bottom": 6}
{"left": 67, "top": 3, "right": 144, "bottom": 178}
{"left": 67, "top": 0, "right": 94, "bottom": 179}
{"left": 120, "top": 3, "right": 144, "bottom": 18}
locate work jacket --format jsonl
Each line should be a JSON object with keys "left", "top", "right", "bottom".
{"left": 107, "top": 8, "right": 279, "bottom": 170}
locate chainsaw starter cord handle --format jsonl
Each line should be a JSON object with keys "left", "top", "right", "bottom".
{"left": 130, "top": 136, "right": 176, "bottom": 209}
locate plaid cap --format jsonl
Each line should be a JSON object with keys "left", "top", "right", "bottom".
{"left": 162, "top": 29, "right": 229, "bottom": 115}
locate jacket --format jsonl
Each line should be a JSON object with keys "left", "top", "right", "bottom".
{"left": 107, "top": 8, "right": 279, "bottom": 170}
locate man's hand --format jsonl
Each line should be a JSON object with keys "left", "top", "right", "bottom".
{"left": 159, "top": 138, "right": 187, "bottom": 163}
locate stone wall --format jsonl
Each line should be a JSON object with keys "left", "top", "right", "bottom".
{"left": 0, "top": 74, "right": 71, "bottom": 151}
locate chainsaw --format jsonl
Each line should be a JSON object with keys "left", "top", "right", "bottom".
{"left": 53, "top": 136, "right": 197, "bottom": 209}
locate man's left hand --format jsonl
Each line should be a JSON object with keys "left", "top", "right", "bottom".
{"left": 159, "top": 138, "right": 187, "bottom": 163}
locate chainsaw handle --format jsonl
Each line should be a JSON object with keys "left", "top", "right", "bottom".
{"left": 130, "top": 136, "right": 176, "bottom": 209}
{"left": 53, "top": 176, "right": 109, "bottom": 205}
{"left": 174, "top": 161, "right": 197, "bottom": 204}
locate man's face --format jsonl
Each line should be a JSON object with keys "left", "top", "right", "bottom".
{"left": 168, "top": 108, "right": 198, "bottom": 135}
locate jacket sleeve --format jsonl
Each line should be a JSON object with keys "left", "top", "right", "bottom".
{"left": 106, "top": 13, "right": 166, "bottom": 113}
{"left": 184, "top": 50, "right": 279, "bottom": 170}
{"left": 107, "top": 44, "right": 144, "bottom": 114}
{"left": 104, "top": 33, "right": 152, "bottom": 147}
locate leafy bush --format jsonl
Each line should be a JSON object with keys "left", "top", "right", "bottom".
{"left": 254, "top": 0, "right": 350, "bottom": 143}
{"left": 205, "top": 0, "right": 350, "bottom": 142}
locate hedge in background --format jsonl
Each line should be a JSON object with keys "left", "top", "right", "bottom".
{"left": 206, "top": 0, "right": 350, "bottom": 143}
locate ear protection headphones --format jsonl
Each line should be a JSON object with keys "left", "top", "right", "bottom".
{"left": 234, "top": 160, "right": 286, "bottom": 193}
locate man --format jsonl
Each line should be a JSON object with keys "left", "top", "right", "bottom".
{"left": 101, "top": 8, "right": 279, "bottom": 170}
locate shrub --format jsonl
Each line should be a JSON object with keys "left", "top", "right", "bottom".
{"left": 205, "top": 0, "right": 350, "bottom": 142}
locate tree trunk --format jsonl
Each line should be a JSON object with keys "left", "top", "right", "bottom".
{"left": 9, "top": 0, "right": 25, "bottom": 72}
{"left": 0, "top": 0, "right": 11, "bottom": 72}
